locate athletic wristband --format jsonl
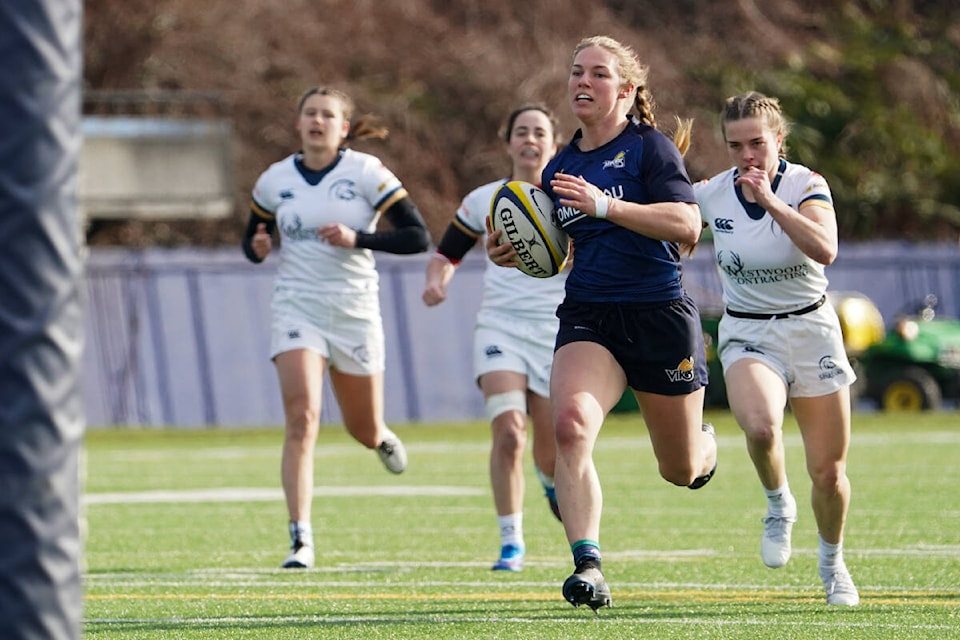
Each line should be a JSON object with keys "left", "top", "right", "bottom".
{"left": 594, "top": 194, "right": 610, "bottom": 219}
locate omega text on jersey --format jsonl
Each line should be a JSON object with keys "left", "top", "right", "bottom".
{"left": 556, "top": 185, "right": 624, "bottom": 226}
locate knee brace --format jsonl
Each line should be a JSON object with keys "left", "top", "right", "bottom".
{"left": 484, "top": 390, "right": 527, "bottom": 422}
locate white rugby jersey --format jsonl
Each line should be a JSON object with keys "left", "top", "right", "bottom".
{"left": 457, "top": 180, "right": 567, "bottom": 322}
{"left": 252, "top": 150, "right": 407, "bottom": 295}
{"left": 695, "top": 159, "right": 833, "bottom": 313}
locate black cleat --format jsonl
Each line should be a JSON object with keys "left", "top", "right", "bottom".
{"left": 688, "top": 422, "right": 717, "bottom": 490}
{"left": 562, "top": 564, "right": 612, "bottom": 612}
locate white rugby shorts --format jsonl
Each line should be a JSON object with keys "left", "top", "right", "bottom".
{"left": 270, "top": 287, "right": 384, "bottom": 376}
{"left": 717, "top": 303, "right": 856, "bottom": 398}
{"left": 473, "top": 310, "right": 557, "bottom": 398}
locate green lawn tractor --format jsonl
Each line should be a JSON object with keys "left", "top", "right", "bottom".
{"left": 835, "top": 293, "right": 960, "bottom": 411}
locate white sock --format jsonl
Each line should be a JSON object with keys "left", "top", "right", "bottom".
{"left": 764, "top": 482, "right": 796, "bottom": 517}
{"left": 818, "top": 534, "right": 844, "bottom": 574}
{"left": 535, "top": 465, "right": 555, "bottom": 490}
{"left": 290, "top": 521, "right": 313, "bottom": 547}
{"left": 497, "top": 513, "right": 524, "bottom": 549}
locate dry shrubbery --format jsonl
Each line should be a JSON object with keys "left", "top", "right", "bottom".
{"left": 83, "top": 0, "right": 960, "bottom": 246}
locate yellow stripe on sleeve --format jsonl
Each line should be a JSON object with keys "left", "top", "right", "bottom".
{"left": 250, "top": 200, "right": 276, "bottom": 220}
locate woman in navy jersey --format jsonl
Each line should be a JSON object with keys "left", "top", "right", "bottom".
{"left": 242, "top": 87, "right": 429, "bottom": 569}
{"left": 423, "top": 105, "right": 566, "bottom": 573}
{"left": 696, "top": 92, "right": 859, "bottom": 606}
{"left": 488, "top": 35, "right": 717, "bottom": 611}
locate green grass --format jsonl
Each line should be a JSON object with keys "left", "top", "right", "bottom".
{"left": 83, "top": 411, "right": 960, "bottom": 639}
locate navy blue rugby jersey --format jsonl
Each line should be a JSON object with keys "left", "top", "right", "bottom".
{"left": 542, "top": 118, "right": 696, "bottom": 304}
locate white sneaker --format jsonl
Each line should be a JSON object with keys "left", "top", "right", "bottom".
{"left": 822, "top": 566, "right": 860, "bottom": 606}
{"left": 282, "top": 541, "right": 314, "bottom": 569}
{"left": 760, "top": 513, "right": 796, "bottom": 568}
{"left": 377, "top": 429, "right": 407, "bottom": 474}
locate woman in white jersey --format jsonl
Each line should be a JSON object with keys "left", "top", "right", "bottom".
{"left": 422, "top": 105, "right": 567, "bottom": 572}
{"left": 488, "top": 36, "right": 717, "bottom": 612}
{"left": 242, "top": 87, "right": 430, "bottom": 569}
{"left": 695, "top": 91, "right": 859, "bottom": 606}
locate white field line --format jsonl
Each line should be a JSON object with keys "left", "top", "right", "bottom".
{"left": 411, "top": 430, "right": 960, "bottom": 453}
{"left": 87, "top": 429, "right": 960, "bottom": 464}
{"left": 85, "top": 428, "right": 960, "bottom": 505}
{"left": 84, "top": 485, "right": 484, "bottom": 505}
{"left": 82, "top": 574, "right": 960, "bottom": 593}
{"left": 84, "top": 427, "right": 960, "bottom": 505}
{"left": 83, "top": 615, "right": 959, "bottom": 631}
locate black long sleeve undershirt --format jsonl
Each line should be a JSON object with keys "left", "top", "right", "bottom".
{"left": 354, "top": 196, "right": 430, "bottom": 254}
{"left": 241, "top": 211, "right": 275, "bottom": 263}
{"left": 435, "top": 221, "right": 479, "bottom": 265}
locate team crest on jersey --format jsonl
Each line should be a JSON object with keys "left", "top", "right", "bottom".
{"left": 602, "top": 150, "right": 627, "bottom": 169}
{"left": 665, "top": 356, "right": 696, "bottom": 383}
{"left": 717, "top": 250, "right": 745, "bottom": 277}
{"left": 818, "top": 355, "right": 844, "bottom": 380}
{"left": 330, "top": 178, "right": 358, "bottom": 201}
{"left": 353, "top": 344, "right": 370, "bottom": 365}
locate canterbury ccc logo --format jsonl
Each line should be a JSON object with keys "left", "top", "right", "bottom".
{"left": 714, "top": 218, "right": 734, "bottom": 232}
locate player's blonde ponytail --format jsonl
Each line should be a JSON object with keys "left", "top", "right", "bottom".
{"left": 668, "top": 116, "right": 698, "bottom": 257}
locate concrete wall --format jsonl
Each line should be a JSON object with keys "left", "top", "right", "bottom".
{"left": 79, "top": 117, "right": 234, "bottom": 220}
{"left": 83, "top": 243, "right": 960, "bottom": 428}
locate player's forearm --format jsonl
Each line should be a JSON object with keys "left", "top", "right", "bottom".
{"left": 607, "top": 199, "right": 702, "bottom": 245}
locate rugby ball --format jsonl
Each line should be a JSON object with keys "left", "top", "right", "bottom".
{"left": 489, "top": 181, "right": 568, "bottom": 278}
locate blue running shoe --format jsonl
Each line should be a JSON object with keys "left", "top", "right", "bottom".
{"left": 492, "top": 544, "right": 525, "bottom": 572}
{"left": 536, "top": 465, "right": 562, "bottom": 522}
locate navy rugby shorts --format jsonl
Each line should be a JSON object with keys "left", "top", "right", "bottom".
{"left": 555, "top": 294, "right": 708, "bottom": 395}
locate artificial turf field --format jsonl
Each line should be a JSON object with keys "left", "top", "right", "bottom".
{"left": 83, "top": 410, "right": 960, "bottom": 639}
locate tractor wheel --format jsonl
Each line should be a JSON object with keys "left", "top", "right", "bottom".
{"left": 877, "top": 366, "right": 942, "bottom": 411}
{"left": 848, "top": 357, "right": 867, "bottom": 406}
